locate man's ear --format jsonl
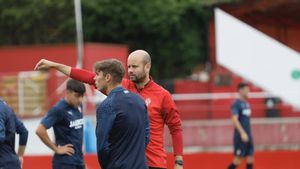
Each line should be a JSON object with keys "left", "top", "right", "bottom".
{"left": 105, "top": 73, "right": 111, "bottom": 82}
{"left": 145, "top": 63, "right": 151, "bottom": 73}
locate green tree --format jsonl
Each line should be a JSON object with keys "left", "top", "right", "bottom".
{"left": 0, "top": 0, "right": 237, "bottom": 79}
{"left": 0, "top": 0, "right": 75, "bottom": 44}
{"left": 82, "top": 0, "right": 211, "bottom": 79}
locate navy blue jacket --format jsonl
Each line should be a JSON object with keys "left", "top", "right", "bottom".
{"left": 96, "top": 87, "right": 150, "bottom": 169}
{"left": 0, "top": 99, "right": 28, "bottom": 168}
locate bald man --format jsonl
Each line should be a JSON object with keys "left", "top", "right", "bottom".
{"left": 35, "top": 50, "right": 184, "bottom": 169}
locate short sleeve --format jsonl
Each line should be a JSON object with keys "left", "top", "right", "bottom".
{"left": 231, "top": 101, "right": 240, "bottom": 116}
{"left": 15, "top": 117, "right": 28, "bottom": 146}
{"left": 41, "top": 107, "right": 62, "bottom": 129}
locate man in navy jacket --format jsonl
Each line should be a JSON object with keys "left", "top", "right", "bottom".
{"left": 0, "top": 98, "right": 28, "bottom": 169}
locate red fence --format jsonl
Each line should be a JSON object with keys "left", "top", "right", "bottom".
{"left": 165, "top": 118, "right": 300, "bottom": 149}
{"left": 23, "top": 151, "right": 300, "bottom": 169}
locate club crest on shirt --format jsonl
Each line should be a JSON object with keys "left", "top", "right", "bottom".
{"left": 145, "top": 98, "right": 151, "bottom": 106}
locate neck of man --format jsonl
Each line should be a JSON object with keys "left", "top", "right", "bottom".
{"left": 106, "top": 83, "right": 122, "bottom": 95}
{"left": 135, "top": 76, "right": 150, "bottom": 90}
{"left": 64, "top": 96, "right": 75, "bottom": 108}
{"left": 239, "top": 95, "right": 247, "bottom": 102}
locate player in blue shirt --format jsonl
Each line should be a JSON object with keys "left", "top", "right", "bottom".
{"left": 0, "top": 98, "right": 28, "bottom": 169}
{"left": 36, "top": 79, "right": 86, "bottom": 169}
{"left": 228, "top": 83, "right": 254, "bottom": 169}
{"left": 93, "top": 59, "right": 150, "bottom": 169}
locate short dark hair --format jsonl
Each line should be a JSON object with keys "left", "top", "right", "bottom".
{"left": 66, "top": 79, "right": 86, "bottom": 95}
{"left": 93, "top": 59, "right": 125, "bottom": 84}
{"left": 237, "top": 82, "right": 248, "bottom": 90}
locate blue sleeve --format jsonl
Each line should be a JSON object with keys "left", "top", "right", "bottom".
{"left": 41, "top": 107, "right": 61, "bottom": 129}
{"left": 231, "top": 101, "right": 240, "bottom": 116}
{"left": 96, "top": 108, "right": 116, "bottom": 169}
{"left": 0, "top": 105, "right": 6, "bottom": 143}
{"left": 15, "top": 118, "right": 28, "bottom": 146}
{"left": 144, "top": 107, "right": 150, "bottom": 147}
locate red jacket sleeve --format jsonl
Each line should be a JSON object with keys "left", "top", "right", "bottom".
{"left": 70, "top": 67, "right": 96, "bottom": 87}
{"left": 162, "top": 92, "right": 183, "bottom": 156}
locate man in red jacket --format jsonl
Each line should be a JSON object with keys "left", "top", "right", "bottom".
{"left": 35, "top": 50, "right": 184, "bottom": 169}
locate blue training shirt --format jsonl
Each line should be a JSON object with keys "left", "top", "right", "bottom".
{"left": 96, "top": 86, "right": 150, "bottom": 169}
{"left": 0, "top": 99, "right": 28, "bottom": 168}
{"left": 41, "top": 99, "right": 84, "bottom": 165}
{"left": 231, "top": 99, "right": 252, "bottom": 136}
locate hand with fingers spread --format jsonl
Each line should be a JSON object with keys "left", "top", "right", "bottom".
{"left": 55, "top": 144, "right": 75, "bottom": 156}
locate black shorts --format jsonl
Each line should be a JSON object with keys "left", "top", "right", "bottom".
{"left": 52, "top": 163, "right": 85, "bottom": 169}
{"left": 233, "top": 139, "right": 254, "bottom": 157}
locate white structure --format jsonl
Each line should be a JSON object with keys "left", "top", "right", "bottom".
{"left": 215, "top": 8, "right": 300, "bottom": 109}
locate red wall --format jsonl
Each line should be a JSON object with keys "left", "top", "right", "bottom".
{"left": 23, "top": 151, "right": 300, "bottom": 169}
{"left": 0, "top": 44, "right": 77, "bottom": 72}
{"left": 0, "top": 43, "right": 128, "bottom": 73}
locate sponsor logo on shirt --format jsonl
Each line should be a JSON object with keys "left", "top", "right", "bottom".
{"left": 69, "top": 119, "right": 84, "bottom": 129}
{"left": 145, "top": 98, "right": 151, "bottom": 106}
{"left": 242, "top": 109, "right": 251, "bottom": 116}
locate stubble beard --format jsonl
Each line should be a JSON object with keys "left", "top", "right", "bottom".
{"left": 130, "top": 73, "right": 146, "bottom": 84}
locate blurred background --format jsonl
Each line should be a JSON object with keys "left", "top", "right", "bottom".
{"left": 0, "top": 0, "right": 300, "bottom": 169}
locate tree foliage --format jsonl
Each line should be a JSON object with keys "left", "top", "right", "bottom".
{"left": 0, "top": 0, "right": 235, "bottom": 79}
{"left": 0, "top": 0, "right": 76, "bottom": 44}
{"left": 82, "top": 0, "right": 211, "bottom": 78}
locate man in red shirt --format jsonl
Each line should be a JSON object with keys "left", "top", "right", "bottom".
{"left": 35, "top": 50, "right": 184, "bottom": 169}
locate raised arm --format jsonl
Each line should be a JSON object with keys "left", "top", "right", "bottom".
{"left": 34, "top": 59, "right": 71, "bottom": 76}
{"left": 34, "top": 59, "right": 96, "bottom": 86}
